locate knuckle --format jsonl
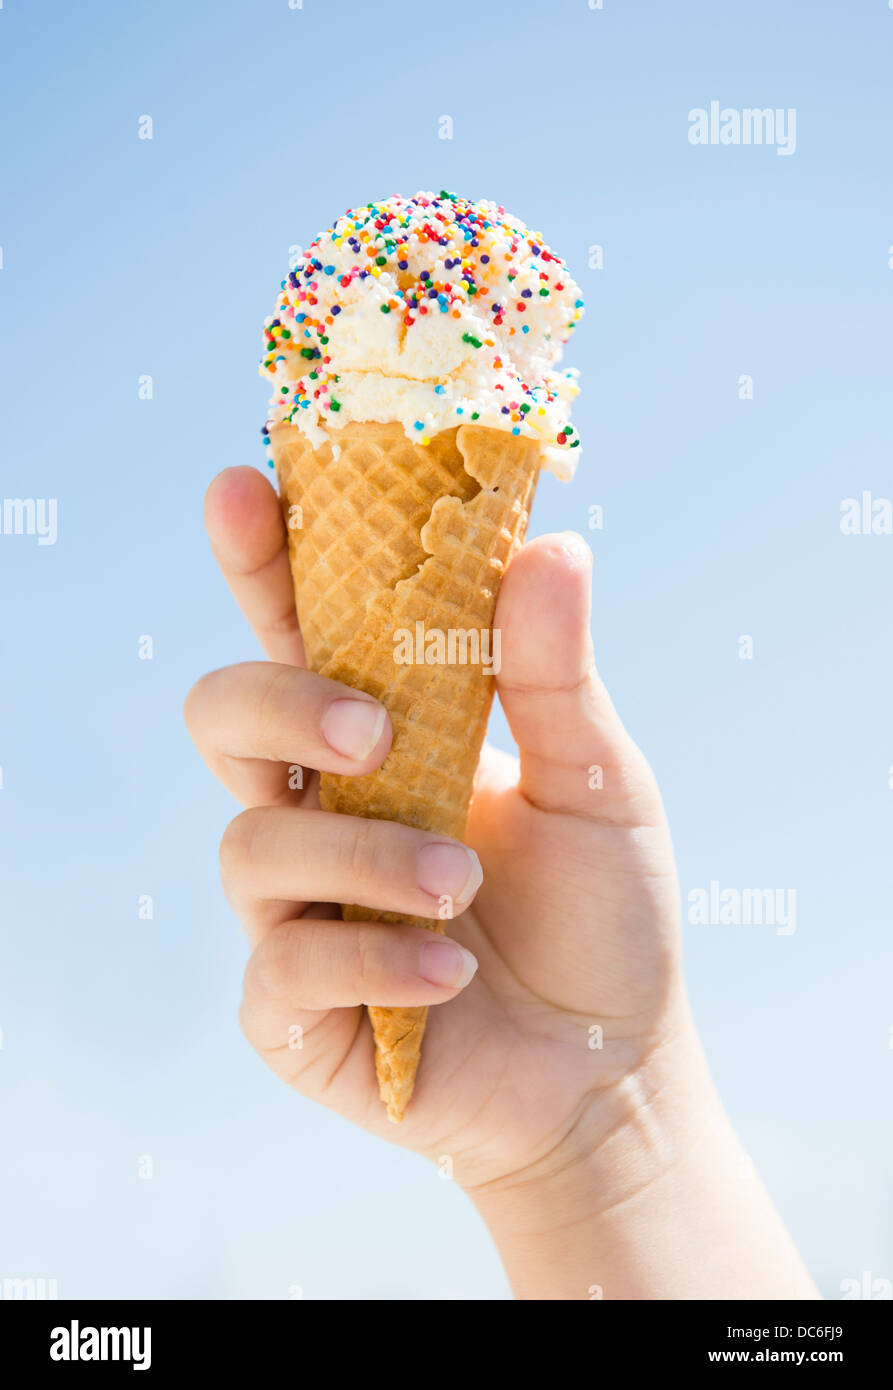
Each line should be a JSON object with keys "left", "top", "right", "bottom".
{"left": 253, "top": 665, "right": 295, "bottom": 754}
{"left": 354, "top": 923, "right": 389, "bottom": 991}
{"left": 260, "top": 608, "right": 300, "bottom": 645}
{"left": 243, "top": 929, "right": 295, "bottom": 1008}
{"left": 339, "top": 815, "right": 381, "bottom": 887}
{"left": 182, "top": 669, "right": 217, "bottom": 736}
{"left": 219, "top": 807, "right": 262, "bottom": 879}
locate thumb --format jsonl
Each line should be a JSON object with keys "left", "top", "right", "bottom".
{"left": 494, "top": 532, "right": 654, "bottom": 825}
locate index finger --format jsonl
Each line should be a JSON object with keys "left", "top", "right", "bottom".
{"left": 204, "top": 465, "right": 305, "bottom": 666}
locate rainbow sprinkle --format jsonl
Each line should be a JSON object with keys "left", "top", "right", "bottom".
{"left": 261, "top": 191, "right": 584, "bottom": 475}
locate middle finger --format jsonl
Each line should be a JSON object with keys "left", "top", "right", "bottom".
{"left": 219, "top": 805, "right": 484, "bottom": 942}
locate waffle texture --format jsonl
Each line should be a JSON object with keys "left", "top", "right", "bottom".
{"left": 271, "top": 420, "right": 540, "bottom": 1120}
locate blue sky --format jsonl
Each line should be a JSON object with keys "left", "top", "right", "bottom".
{"left": 0, "top": 0, "right": 891, "bottom": 1298}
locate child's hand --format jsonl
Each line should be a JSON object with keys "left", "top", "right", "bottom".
{"left": 185, "top": 465, "right": 816, "bottom": 1300}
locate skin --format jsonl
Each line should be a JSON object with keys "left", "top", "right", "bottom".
{"left": 185, "top": 465, "right": 819, "bottom": 1301}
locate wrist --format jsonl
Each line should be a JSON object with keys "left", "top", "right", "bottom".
{"left": 467, "top": 1003, "right": 708, "bottom": 1242}
{"left": 466, "top": 1005, "right": 817, "bottom": 1300}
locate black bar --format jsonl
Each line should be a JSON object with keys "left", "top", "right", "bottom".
{"left": 1, "top": 1298, "right": 886, "bottom": 1373}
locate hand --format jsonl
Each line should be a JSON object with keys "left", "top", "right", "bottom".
{"left": 185, "top": 465, "right": 681, "bottom": 1183}
{"left": 185, "top": 465, "right": 817, "bottom": 1300}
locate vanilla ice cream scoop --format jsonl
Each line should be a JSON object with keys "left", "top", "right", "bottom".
{"left": 261, "top": 191, "right": 584, "bottom": 478}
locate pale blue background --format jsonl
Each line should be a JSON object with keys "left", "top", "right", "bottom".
{"left": 0, "top": 0, "right": 890, "bottom": 1300}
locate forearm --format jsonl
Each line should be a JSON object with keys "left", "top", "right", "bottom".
{"left": 469, "top": 1012, "right": 819, "bottom": 1301}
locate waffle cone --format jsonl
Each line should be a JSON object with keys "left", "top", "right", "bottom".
{"left": 270, "top": 419, "right": 540, "bottom": 1121}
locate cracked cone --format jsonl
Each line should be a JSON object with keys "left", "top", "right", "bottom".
{"left": 270, "top": 419, "right": 540, "bottom": 1121}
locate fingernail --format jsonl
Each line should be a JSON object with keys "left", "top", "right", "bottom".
{"left": 416, "top": 841, "right": 483, "bottom": 904}
{"left": 419, "top": 939, "right": 479, "bottom": 989}
{"left": 321, "top": 699, "right": 387, "bottom": 760}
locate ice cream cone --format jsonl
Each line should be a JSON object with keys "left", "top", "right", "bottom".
{"left": 271, "top": 418, "right": 541, "bottom": 1120}
{"left": 260, "top": 191, "right": 584, "bottom": 1122}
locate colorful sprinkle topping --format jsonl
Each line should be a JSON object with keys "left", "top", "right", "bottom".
{"left": 261, "top": 191, "right": 584, "bottom": 477}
